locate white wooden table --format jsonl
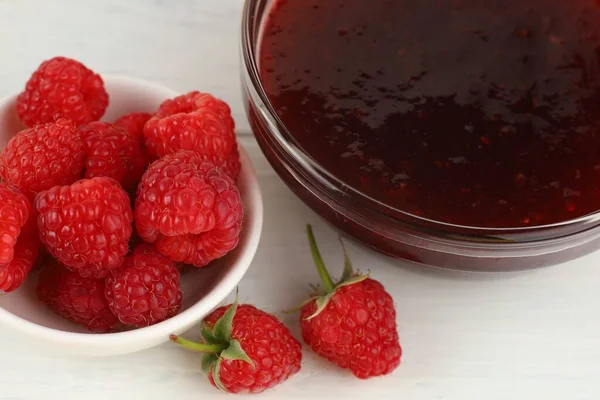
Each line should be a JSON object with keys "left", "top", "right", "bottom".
{"left": 1, "top": 1, "right": 600, "bottom": 399}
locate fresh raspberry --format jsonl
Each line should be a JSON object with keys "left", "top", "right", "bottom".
{"left": 153, "top": 91, "right": 234, "bottom": 123}
{"left": 299, "top": 226, "right": 401, "bottom": 379}
{"left": 171, "top": 298, "right": 302, "bottom": 394}
{"left": 35, "top": 177, "right": 133, "bottom": 278}
{"left": 0, "top": 219, "right": 40, "bottom": 293}
{"left": 105, "top": 244, "right": 182, "bottom": 327}
{"left": 16, "top": 57, "right": 109, "bottom": 127}
{"left": 37, "top": 259, "right": 120, "bottom": 333}
{"left": 114, "top": 112, "right": 152, "bottom": 141}
{"left": 79, "top": 121, "right": 146, "bottom": 192}
{"left": 143, "top": 91, "right": 236, "bottom": 159}
{"left": 0, "top": 118, "right": 85, "bottom": 200}
{"left": 301, "top": 279, "right": 401, "bottom": 378}
{"left": 0, "top": 182, "right": 33, "bottom": 263}
{"left": 135, "top": 151, "right": 243, "bottom": 267}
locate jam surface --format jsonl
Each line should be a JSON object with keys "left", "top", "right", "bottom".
{"left": 260, "top": 0, "right": 600, "bottom": 228}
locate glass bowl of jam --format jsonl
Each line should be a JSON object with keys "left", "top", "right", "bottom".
{"left": 241, "top": 0, "right": 600, "bottom": 271}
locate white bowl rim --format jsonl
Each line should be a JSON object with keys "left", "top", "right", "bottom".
{"left": 0, "top": 74, "right": 264, "bottom": 348}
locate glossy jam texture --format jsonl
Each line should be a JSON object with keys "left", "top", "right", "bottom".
{"left": 260, "top": 0, "right": 600, "bottom": 228}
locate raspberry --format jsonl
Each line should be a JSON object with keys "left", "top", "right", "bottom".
{"left": 171, "top": 297, "right": 302, "bottom": 394}
{"left": 135, "top": 151, "right": 243, "bottom": 267}
{"left": 0, "top": 182, "right": 33, "bottom": 263}
{"left": 299, "top": 226, "right": 401, "bottom": 379}
{"left": 0, "top": 119, "right": 85, "bottom": 200}
{"left": 143, "top": 91, "right": 236, "bottom": 159}
{"left": 16, "top": 57, "right": 109, "bottom": 127}
{"left": 37, "top": 259, "right": 120, "bottom": 333}
{"left": 114, "top": 112, "right": 152, "bottom": 141}
{"left": 154, "top": 91, "right": 234, "bottom": 123}
{"left": 35, "top": 177, "right": 133, "bottom": 278}
{"left": 301, "top": 279, "right": 401, "bottom": 378}
{"left": 0, "top": 219, "right": 40, "bottom": 293}
{"left": 105, "top": 244, "right": 182, "bottom": 327}
{"left": 78, "top": 121, "right": 146, "bottom": 192}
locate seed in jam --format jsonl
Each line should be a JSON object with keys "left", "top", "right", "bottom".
{"left": 260, "top": 0, "right": 600, "bottom": 228}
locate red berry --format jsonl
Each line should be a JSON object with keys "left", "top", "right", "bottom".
{"left": 299, "top": 226, "right": 401, "bottom": 379}
{"left": 207, "top": 305, "right": 302, "bottom": 393}
{"left": 79, "top": 121, "right": 146, "bottom": 192}
{"left": 0, "top": 118, "right": 85, "bottom": 200}
{"left": 16, "top": 57, "right": 109, "bottom": 127}
{"left": 171, "top": 299, "right": 302, "bottom": 394}
{"left": 135, "top": 151, "right": 243, "bottom": 267}
{"left": 35, "top": 177, "right": 133, "bottom": 278}
{"left": 37, "top": 259, "right": 120, "bottom": 333}
{"left": 0, "top": 182, "right": 32, "bottom": 265}
{"left": 301, "top": 278, "right": 401, "bottom": 378}
{"left": 154, "top": 91, "right": 234, "bottom": 124}
{"left": 0, "top": 217, "right": 40, "bottom": 293}
{"left": 143, "top": 91, "right": 236, "bottom": 159}
{"left": 105, "top": 244, "right": 182, "bottom": 327}
{"left": 114, "top": 112, "right": 152, "bottom": 141}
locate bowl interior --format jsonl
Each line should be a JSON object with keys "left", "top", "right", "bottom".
{"left": 241, "top": 0, "right": 600, "bottom": 243}
{"left": 0, "top": 76, "right": 261, "bottom": 342}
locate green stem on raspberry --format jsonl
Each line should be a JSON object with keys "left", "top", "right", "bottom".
{"left": 306, "top": 224, "right": 335, "bottom": 294}
{"left": 169, "top": 335, "right": 227, "bottom": 353}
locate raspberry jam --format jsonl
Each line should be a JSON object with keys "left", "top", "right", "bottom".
{"left": 259, "top": 0, "right": 600, "bottom": 228}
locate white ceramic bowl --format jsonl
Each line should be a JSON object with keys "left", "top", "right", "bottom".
{"left": 0, "top": 75, "right": 263, "bottom": 356}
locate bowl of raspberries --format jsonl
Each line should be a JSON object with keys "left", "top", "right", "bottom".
{"left": 0, "top": 57, "right": 263, "bottom": 356}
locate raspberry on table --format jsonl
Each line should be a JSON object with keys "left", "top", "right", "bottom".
{"left": 79, "top": 121, "right": 147, "bottom": 192}
{"left": 135, "top": 150, "right": 243, "bottom": 267}
{"left": 171, "top": 297, "right": 302, "bottom": 394}
{"left": 143, "top": 91, "right": 237, "bottom": 159}
{"left": 114, "top": 112, "right": 152, "bottom": 141}
{"left": 35, "top": 177, "right": 133, "bottom": 278}
{"left": 16, "top": 57, "right": 109, "bottom": 127}
{"left": 37, "top": 259, "right": 120, "bottom": 333}
{"left": 105, "top": 244, "right": 182, "bottom": 327}
{"left": 206, "top": 304, "right": 302, "bottom": 393}
{"left": 0, "top": 218, "right": 40, "bottom": 293}
{"left": 301, "top": 278, "right": 401, "bottom": 378}
{"left": 299, "top": 226, "right": 402, "bottom": 379}
{"left": 0, "top": 118, "right": 85, "bottom": 200}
